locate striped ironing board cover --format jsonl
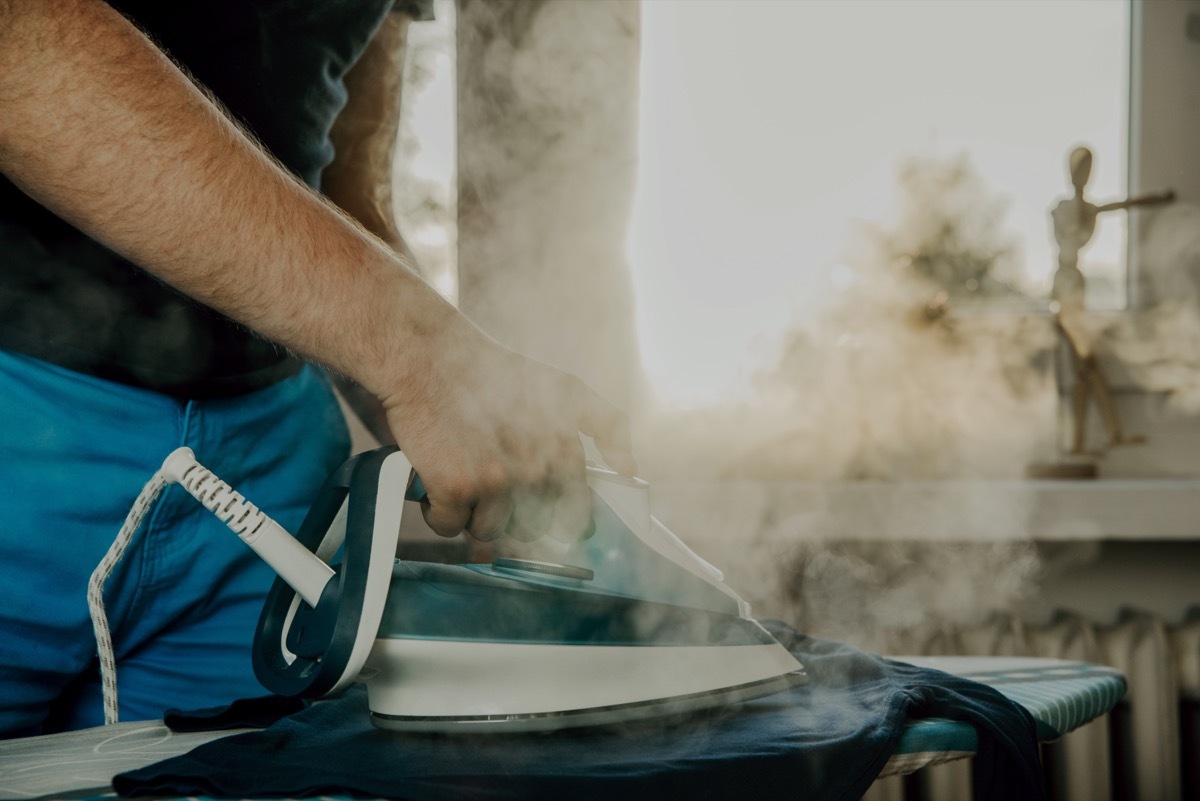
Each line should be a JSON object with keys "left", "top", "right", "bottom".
{"left": 879, "top": 655, "right": 1127, "bottom": 777}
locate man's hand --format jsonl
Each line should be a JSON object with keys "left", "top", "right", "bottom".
{"left": 380, "top": 321, "right": 636, "bottom": 542}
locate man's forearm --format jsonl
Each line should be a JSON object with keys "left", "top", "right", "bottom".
{"left": 0, "top": 0, "right": 455, "bottom": 398}
{"left": 324, "top": 11, "right": 410, "bottom": 252}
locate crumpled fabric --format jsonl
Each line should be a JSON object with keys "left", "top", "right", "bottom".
{"left": 114, "top": 623, "right": 1044, "bottom": 801}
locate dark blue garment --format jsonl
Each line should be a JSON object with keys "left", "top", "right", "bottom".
{"left": 0, "top": 0, "right": 398, "bottom": 397}
{"left": 113, "top": 624, "right": 1045, "bottom": 801}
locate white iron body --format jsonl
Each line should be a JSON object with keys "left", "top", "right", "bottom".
{"left": 167, "top": 447, "right": 806, "bottom": 733}
{"left": 364, "top": 639, "right": 804, "bottom": 732}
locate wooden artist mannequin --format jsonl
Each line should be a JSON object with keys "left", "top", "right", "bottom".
{"left": 1050, "top": 146, "right": 1174, "bottom": 454}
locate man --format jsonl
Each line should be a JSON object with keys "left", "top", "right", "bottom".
{"left": 0, "top": 0, "right": 634, "bottom": 737}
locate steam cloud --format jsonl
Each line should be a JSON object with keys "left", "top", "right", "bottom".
{"left": 631, "top": 155, "right": 1055, "bottom": 652}
{"left": 1110, "top": 203, "right": 1200, "bottom": 412}
{"left": 454, "top": 0, "right": 642, "bottom": 410}
{"left": 437, "top": 7, "right": 1064, "bottom": 654}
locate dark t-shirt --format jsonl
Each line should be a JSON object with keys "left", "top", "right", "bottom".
{"left": 0, "top": 0, "right": 428, "bottom": 398}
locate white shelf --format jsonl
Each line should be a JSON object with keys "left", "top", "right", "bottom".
{"left": 649, "top": 479, "right": 1200, "bottom": 544}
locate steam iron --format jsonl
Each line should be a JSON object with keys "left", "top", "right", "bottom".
{"left": 163, "top": 446, "right": 807, "bottom": 733}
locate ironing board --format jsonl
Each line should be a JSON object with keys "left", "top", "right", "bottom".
{"left": 0, "top": 656, "right": 1125, "bottom": 801}
{"left": 878, "top": 656, "right": 1125, "bottom": 776}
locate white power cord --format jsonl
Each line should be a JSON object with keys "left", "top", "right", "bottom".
{"left": 87, "top": 470, "right": 169, "bottom": 726}
{"left": 87, "top": 447, "right": 334, "bottom": 724}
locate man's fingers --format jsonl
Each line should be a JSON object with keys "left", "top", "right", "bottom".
{"left": 463, "top": 494, "right": 513, "bottom": 543}
{"left": 398, "top": 362, "right": 635, "bottom": 547}
{"left": 420, "top": 495, "right": 472, "bottom": 539}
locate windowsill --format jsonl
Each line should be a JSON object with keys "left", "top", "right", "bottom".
{"left": 649, "top": 477, "right": 1200, "bottom": 545}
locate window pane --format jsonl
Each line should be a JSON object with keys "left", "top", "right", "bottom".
{"left": 629, "top": 0, "right": 1130, "bottom": 403}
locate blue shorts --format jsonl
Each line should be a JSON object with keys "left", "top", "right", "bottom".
{"left": 0, "top": 350, "right": 350, "bottom": 737}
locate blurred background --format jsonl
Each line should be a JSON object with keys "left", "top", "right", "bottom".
{"left": 385, "top": 3, "right": 1200, "bottom": 798}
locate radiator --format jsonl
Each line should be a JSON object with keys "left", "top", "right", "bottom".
{"left": 863, "top": 606, "right": 1200, "bottom": 801}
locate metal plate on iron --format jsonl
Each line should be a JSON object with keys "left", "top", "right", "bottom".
{"left": 491, "top": 558, "right": 594, "bottom": 581}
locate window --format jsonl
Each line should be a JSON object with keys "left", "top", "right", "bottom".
{"left": 628, "top": 0, "right": 1133, "bottom": 404}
